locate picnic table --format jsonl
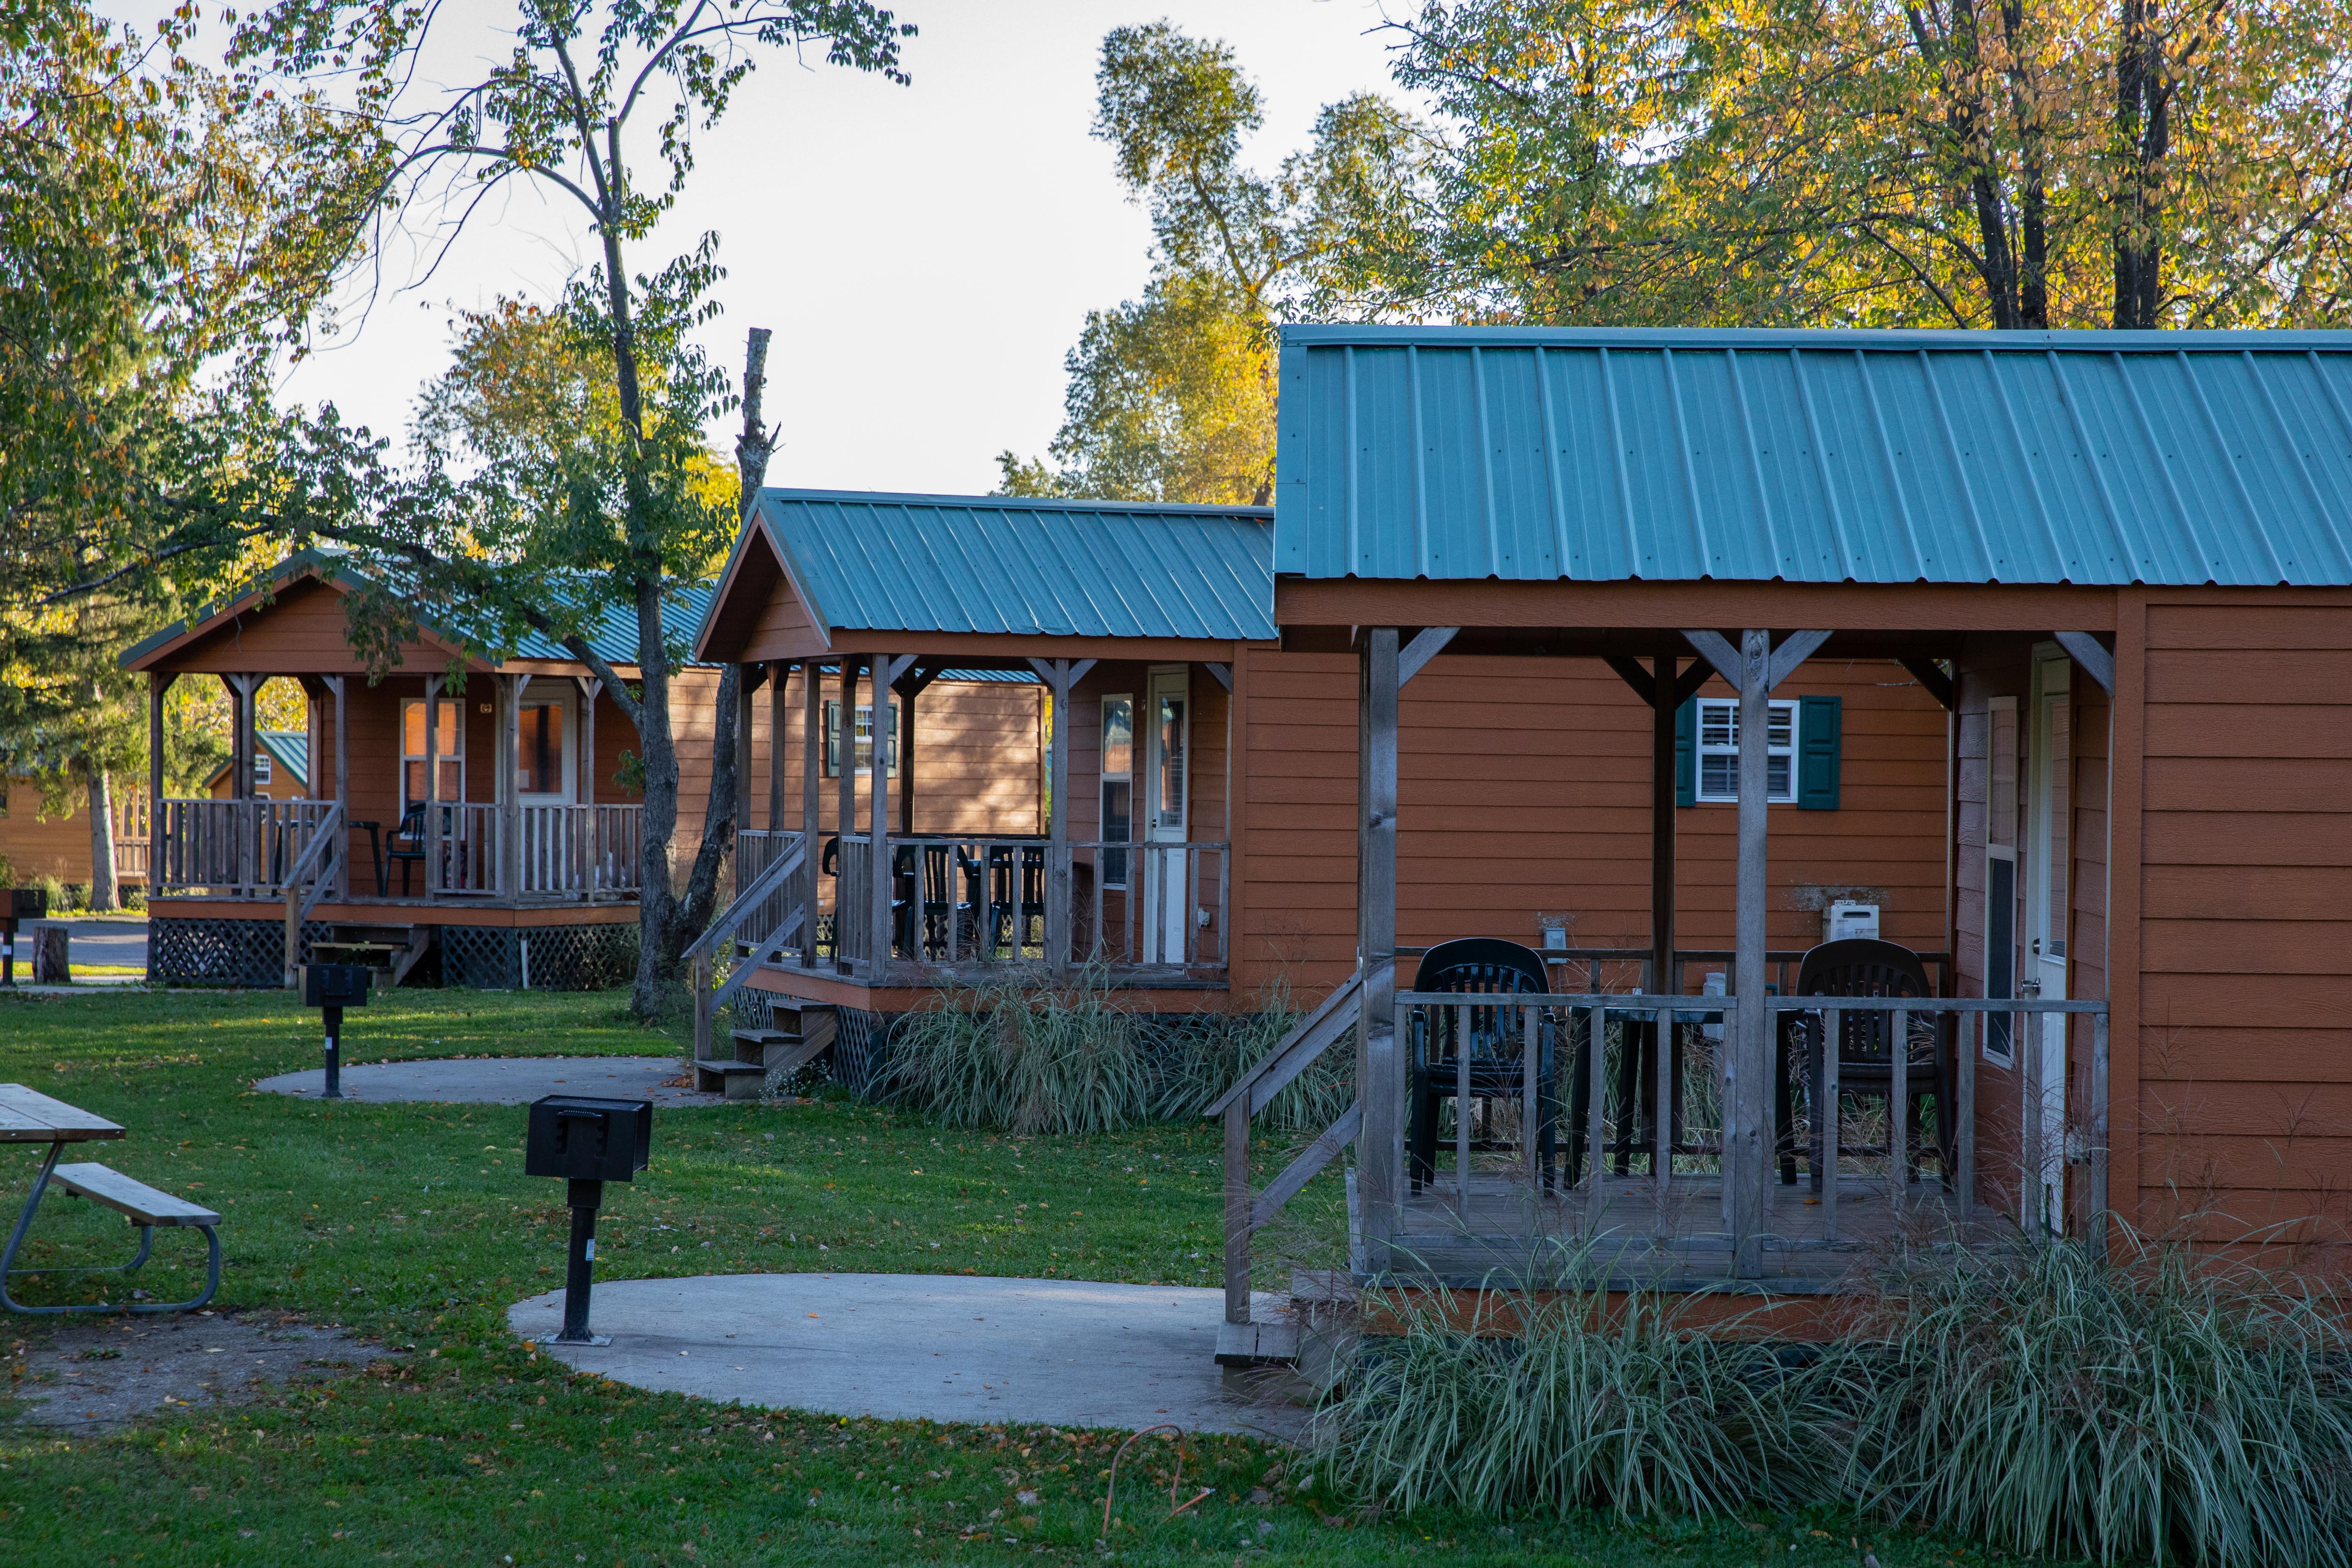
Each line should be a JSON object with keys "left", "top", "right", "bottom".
{"left": 0, "top": 1083, "right": 222, "bottom": 1314}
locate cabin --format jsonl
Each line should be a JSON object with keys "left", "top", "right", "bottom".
{"left": 0, "top": 778, "right": 148, "bottom": 898}
{"left": 205, "top": 732, "right": 310, "bottom": 799}
{"left": 1197, "top": 325, "right": 2352, "bottom": 1361}
{"left": 688, "top": 490, "right": 1956, "bottom": 1099}
{"left": 119, "top": 550, "right": 1049, "bottom": 991}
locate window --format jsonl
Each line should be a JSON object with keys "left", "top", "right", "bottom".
{"left": 400, "top": 699, "right": 465, "bottom": 811}
{"left": 822, "top": 701, "right": 897, "bottom": 777}
{"left": 519, "top": 699, "right": 566, "bottom": 796}
{"left": 1695, "top": 698, "right": 1797, "bottom": 804}
{"left": 1100, "top": 695, "right": 1133, "bottom": 887}
{"left": 252, "top": 750, "right": 273, "bottom": 787}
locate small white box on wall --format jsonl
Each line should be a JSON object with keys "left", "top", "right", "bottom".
{"left": 1826, "top": 901, "right": 1880, "bottom": 942}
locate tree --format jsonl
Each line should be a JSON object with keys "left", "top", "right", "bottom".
{"left": 229, "top": 0, "right": 914, "bottom": 1015}
{"left": 1375, "top": 0, "right": 2352, "bottom": 329}
{"left": 0, "top": 3, "right": 389, "bottom": 619}
{"left": 1000, "top": 24, "right": 1425, "bottom": 504}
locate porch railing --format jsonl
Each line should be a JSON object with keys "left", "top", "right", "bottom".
{"left": 788, "top": 834, "right": 1232, "bottom": 979}
{"left": 154, "top": 799, "right": 342, "bottom": 897}
{"left": 686, "top": 830, "right": 808, "bottom": 1063}
{"left": 516, "top": 804, "right": 644, "bottom": 896}
{"left": 1214, "top": 977, "right": 2111, "bottom": 1323}
{"left": 153, "top": 798, "right": 643, "bottom": 902}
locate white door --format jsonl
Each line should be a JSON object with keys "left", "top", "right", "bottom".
{"left": 2024, "top": 652, "right": 2072, "bottom": 1234}
{"left": 1142, "top": 667, "right": 1190, "bottom": 964}
{"left": 518, "top": 686, "right": 576, "bottom": 803}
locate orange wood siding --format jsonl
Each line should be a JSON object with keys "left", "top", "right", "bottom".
{"left": 751, "top": 668, "right": 1043, "bottom": 839}
{"left": 1233, "top": 651, "right": 1952, "bottom": 1003}
{"left": 0, "top": 779, "right": 104, "bottom": 885}
{"left": 2133, "top": 597, "right": 2352, "bottom": 1252}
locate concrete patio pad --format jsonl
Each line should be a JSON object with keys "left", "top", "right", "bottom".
{"left": 254, "top": 1055, "right": 723, "bottom": 1106}
{"left": 509, "top": 1272, "right": 1303, "bottom": 1440}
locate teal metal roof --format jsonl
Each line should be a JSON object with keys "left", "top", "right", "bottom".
{"left": 206, "top": 731, "right": 310, "bottom": 790}
{"left": 745, "top": 490, "right": 1275, "bottom": 642}
{"left": 1275, "top": 326, "right": 2352, "bottom": 586}
{"left": 120, "top": 546, "right": 716, "bottom": 670}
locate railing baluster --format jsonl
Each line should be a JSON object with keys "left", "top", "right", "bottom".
{"left": 1821, "top": 1001, "right": 1840, "bottom": 1244}
{"left": 1653, "top": 1004, "right": 1674, "bottom": 1237}
{"left": 1586, "top": 1002, "right": 1607, "bottom": 1231}
{"left": 1454, "top": 1001, "right": 1473, "bottom": 1222}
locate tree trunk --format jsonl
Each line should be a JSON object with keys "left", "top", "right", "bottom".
{"left": 671, "top": 328, "right": 781, "bottom": 955}
{"left": 2111, "top": 0, "right": 2169, "bottom": 328}
{"left": 629, "top": 580, "right": 683, "bottom": 1019}
{"left": 83, "top": 758, "right": 117, "bottom": 912}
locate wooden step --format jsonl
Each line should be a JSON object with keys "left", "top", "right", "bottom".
{"left": 692, "top": 1060, "right": 768, "bottom": 1102}
{"left": 731, "top": 1028, "right": 799, "bottom": 1067}
{"left": 1214, "top": 1318, "right": 1301, "bottom": 1368}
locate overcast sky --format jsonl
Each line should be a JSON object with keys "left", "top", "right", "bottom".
{"left": 151, "top": 1, "right": 1413, "bottom": 496}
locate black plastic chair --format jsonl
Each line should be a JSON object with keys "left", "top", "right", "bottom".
{"left": 1774, "top": 939, "right": 1955, "bottom": 1188}
{"left": 382, "top": 802, "right": 428, "bottom": 895}
{"left": 1408, "top": 938, "right": 1559, "bottom": 1193}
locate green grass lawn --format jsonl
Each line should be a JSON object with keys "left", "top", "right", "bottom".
{"left": 0, "top": 987, "right": 2016, "bottom": 1567}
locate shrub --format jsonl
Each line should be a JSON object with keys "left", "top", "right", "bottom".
{"left": 1817, "top": 1236, "right": 2352, "bottom": 1568}
{"left": 882, "top": 966, "right": 1155, "bottom": 1135}
{"left": 1313, "top": 1256, "right": 1817, "bottom": 1522}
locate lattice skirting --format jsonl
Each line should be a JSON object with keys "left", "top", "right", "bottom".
{"left": 149, "top": 915, "right": 635, "bottom": 990}
{"left": 151, "top": 916, "right": 334, "bottom": 988}
{"left": 442, "top": 923, "right": 637, "bottom": 992}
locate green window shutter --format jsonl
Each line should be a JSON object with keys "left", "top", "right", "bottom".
{"left": 1797, "top": 694, "right": 1842, "bottom": 809}
{"left": 1675, "top": 700, "right": 1697, "bottom": 807}
{"left": 824, "top": 701, "right": 841, "bottom": 777}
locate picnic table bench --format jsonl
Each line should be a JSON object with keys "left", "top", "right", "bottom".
{"left": 0, "top": 1083, "right": 222, "bottom": 1314}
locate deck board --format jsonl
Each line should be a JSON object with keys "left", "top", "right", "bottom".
{"left": 1368, "top": 1172, "right": 2006, "bottom": 1292}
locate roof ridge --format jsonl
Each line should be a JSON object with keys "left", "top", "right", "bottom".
{"left": 759, "top": 486, "right": 1272, "bottom": 518}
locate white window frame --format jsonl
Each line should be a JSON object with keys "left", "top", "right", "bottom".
{"left": 399, "top": 698, "right": 466, "bottom": 814}
{"left": 823, "top": 701, "right": 897, "bottom": 778}
{"left": 1694, "top": 697, "right": 1799, "bottom": 804}
{"left": 252, "top": 750, "right": 273, "bottom": 787}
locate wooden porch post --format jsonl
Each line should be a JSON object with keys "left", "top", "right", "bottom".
{"left": 1358, "top": 628, "right": 1401, "bottom": 1272}
{"left": 1026, "top": 659, "right": 1095, "bottom": 979}
{"left": 836, "top": 656, "right": 860, "bottom": 975}
{"left": 1651, "top": 654, "right": 1677, "bottom": 999}
{"left": 1730, "top": 629, "right": 1771, "bottom": 1277}
{"left": 802, "top": 662, "right": 822, "bottom": 962}
{"left": 326, "top": 675, "right": 349, "bottom": 899}
{"left": 733, "top": 663, "right": 758, "bottom": 836}
{"left": 422, "top": 674, "right": 441, "bottom": 902}
{"left": 898, "top": 669, "right": 917, "bottom": 836}
{"left": 500, "top": 673, "right": 528, "bottom": 898}
{"left": 870, "top": 655, "right": 905, "bottom": 975}
{"left": 148, "top": 673, "right": 171, "bottom": 895}
{"left": 767, "top": 661, "right": 787, "bottom": 831}
{"left": 578, "top": 677, "right": 599, "bottom": 902}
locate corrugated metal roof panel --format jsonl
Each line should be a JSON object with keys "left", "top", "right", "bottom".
{"left": 1275, "top": 326, "right": 2352, "bottom": 585}
{"left": 509, "top": 585, "right": 715, "bottom": 668}
{"left": 755, "top": 490, "right": 1275, "bottom": 641}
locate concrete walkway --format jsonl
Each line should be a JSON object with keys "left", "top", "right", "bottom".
{"left": 255, "top": 1055, "right": 723, "bottom": 1106}
{"left": 509, "top": 1273, "right": 1303, "bottom": 1440}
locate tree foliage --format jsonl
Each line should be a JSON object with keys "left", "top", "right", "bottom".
{"left": 1376, "top": 0, "right": 2352, "bottom": 328}
{"left": 999, "top": 24, "right": 1427, "bottom": 505}
{"left": 227, "top": 0, "right": 915, "bottom": 1011}
{"left": 0, "top": 2, "right": 390, "bottom": 620}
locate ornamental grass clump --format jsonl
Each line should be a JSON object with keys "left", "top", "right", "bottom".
{"left": 1314, "top": 1258, "right": 1817, "bottom": 1522}
{"left": 882, "top": 966, "right": 1154, "bottom": 1134}
{"left": 1818, "top": 1236, "right": 2352, "bottom": 1568}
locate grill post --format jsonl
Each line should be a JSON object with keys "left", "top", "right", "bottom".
{"left": 558, "top": 1178, "right": 608, "bottom": 1345}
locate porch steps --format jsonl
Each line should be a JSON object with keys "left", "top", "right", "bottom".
{"left": 311, "top": 924, "right": 435, "bottom": 988}
{"left": 1213, "top": 1273, "right": 1359, "bottom": 1376}
{"left": 691, "top": 1002, "right": 837, "bottom": 1100}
